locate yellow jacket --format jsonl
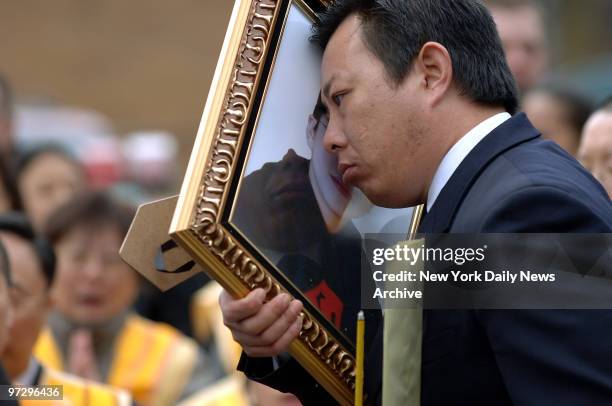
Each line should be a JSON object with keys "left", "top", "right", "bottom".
{"left": 19, "top": 365, "right": 131, "bottom": 406}
{"left": 35, "top": 314, "right": 198, "bottom": 406}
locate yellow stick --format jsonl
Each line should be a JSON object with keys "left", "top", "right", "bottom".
{"left": 355, "top": 310, "right": 365, "bottom": 406}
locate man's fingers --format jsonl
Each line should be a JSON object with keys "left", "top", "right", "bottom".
{"left": 237, "top": 293, "right": 293, "bottom": 334}
{"left": 220, "top": 288, "right": 266, "bottom": 323}
{"left": 243, "top": 315, "right": 303, "bottom": 357}
{"left": 220, "top": 289, "right": 304, "bottom": 357}
{"left": 231, "top": 299, "right": 303, "bottom": 346}
{"left": 253, "top": 300, "right": 302, "bottom": 345}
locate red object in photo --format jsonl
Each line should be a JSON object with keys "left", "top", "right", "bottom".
{"left": 305, "top": 280, "right": 343, "bottom": 329}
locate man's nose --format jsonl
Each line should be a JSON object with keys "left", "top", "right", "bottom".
{"left": 322, "top": 120, "right": 346, "bottom": 154}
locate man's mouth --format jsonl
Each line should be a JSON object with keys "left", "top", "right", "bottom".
{"left": 337, "top": 162, "right": 357, "bottom": 185}
{"left": 330, "top": 174, "right": 351, "bottom": 199}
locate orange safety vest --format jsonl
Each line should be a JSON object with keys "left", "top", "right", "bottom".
{"left": 35, "top": 314, "right": 198, "bottom": 406}
{"left": 19, "top": 366, "right": 131, "bottom": 406}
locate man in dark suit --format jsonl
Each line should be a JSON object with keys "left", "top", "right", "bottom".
{"left": 220, "top": 0, "right": 612, "bottom": 404}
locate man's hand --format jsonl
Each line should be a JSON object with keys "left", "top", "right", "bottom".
{"left": 220, "top": 288, "right": 303, "bottom": 357}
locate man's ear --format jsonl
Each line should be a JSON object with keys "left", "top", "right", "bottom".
{"left": 414, "top": 41, "right": 453, "bottom": 106}
{"left": 306, "top": 114, "right": 317, "bottom": 149}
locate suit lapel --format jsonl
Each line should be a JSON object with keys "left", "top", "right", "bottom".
{"left": 418, "top": 113, "right": 541, "bottom": 234}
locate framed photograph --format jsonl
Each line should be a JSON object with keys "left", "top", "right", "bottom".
{"left": 170, "top": 0, "right": 413, "bottom": 403}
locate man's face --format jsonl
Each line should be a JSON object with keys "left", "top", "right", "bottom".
{"left": 52, "top": 225, "right": 138, "bottom": 326}
{"left": 579, "top": 111, "right": 612, "bottom": 198}
{"left": 0, "top": 233, "right": 49, "bottom": 378}
{"left": 320, "top": 15, "right": 429, "bottom": 208}
{"left": 489, "top": 5, "right": 548, "bottom": 93}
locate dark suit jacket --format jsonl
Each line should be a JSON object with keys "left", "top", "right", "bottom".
{"left": 239, "top": 113, "right": 612, "bottom": 405}
{"left": 0, "top": 363, "right": 18, "bottom": 406}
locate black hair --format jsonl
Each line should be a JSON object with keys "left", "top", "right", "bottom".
{"left": 44, "top": 191, "right": 135, "bottom": 246}
{"left": 15, "top": 143, "right": 83, "bottom": 184}
{"left": 311, "top": 0, "right": 519, "bottom": 114}
{"left": 0, "top": 212, "right": 55, "bottom": 287}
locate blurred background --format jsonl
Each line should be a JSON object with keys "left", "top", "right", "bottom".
{"left": 539, "top": 0, "right": 612, "bottom": 101}
{"left": 0, "top": 0, "right": 233, "bottom": 201}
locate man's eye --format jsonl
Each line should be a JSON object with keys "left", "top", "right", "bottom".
{"left": 333, "top": 93, "right": 344, "bottom": 106}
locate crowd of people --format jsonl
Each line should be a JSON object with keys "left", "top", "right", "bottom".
{"left": 0, "top": 57, "right": 298, "bottom": 406}
{"left": 0, "top": 0, "right": 611, "bottom": 405}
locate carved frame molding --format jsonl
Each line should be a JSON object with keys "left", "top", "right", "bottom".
{"left": 170, "top": 0, "right": 355, "bottom": 404}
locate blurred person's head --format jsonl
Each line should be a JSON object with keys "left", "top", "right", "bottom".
{"left": 523, "top": 84, "right": 592, "bottom": 156}
{"left": 0, "top": 214, "right": 55, "bottom": 379}
{"left": 0, "top": 75, "right": 14, "bottom": 157}
{"left": 16, "top": 144, "right": 86, "bottom": 232}
{"left": 0, "top": 239, "right": 12, "bottom": 355}
{"left": 579, "top": 97, "right": 612, "bottom": 198}
{"left": 486, "top": 0, "right": 548, "bottom": 94}
{"left": 306, "top": 94, "right": 371, "bottom": 233}
{"left": 45, "top": 192, "right": 136, "bottom": 327}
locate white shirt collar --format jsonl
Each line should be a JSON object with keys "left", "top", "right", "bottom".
{"left": 427, "top": 112, "right": 511, "bottom": 212}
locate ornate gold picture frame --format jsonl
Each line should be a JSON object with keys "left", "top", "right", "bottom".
{"left": 170, "top": 0, "right": 412, "bottom": 403}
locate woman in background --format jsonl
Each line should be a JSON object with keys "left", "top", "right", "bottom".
{"left": 34, "top": 191, "right": 220, "bottom": 406}
{"left": 16, "top": 144, "right": 86, "bottom": 232}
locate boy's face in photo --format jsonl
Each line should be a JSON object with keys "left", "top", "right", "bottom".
{"left": 307, "top": 113, "right": 351, "bottom": 222}
{"left": 307, "top": 100, "right": 372, "bottom": 233}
